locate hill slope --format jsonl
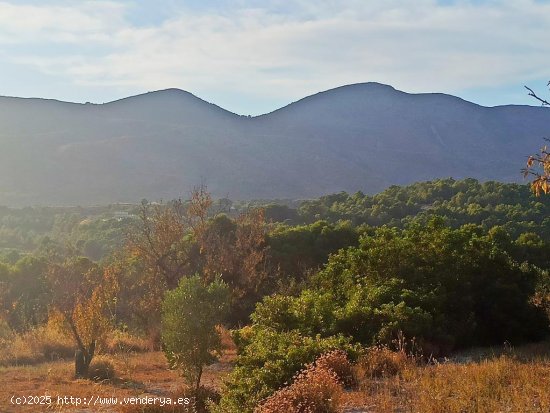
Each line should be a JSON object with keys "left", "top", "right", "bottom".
{"left": 0, "top": 83, "right": 548, "bottom": 205}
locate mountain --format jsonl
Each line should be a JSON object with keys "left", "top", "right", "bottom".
{"left": 0, "top": 83, "right": 548, "bottom": 205}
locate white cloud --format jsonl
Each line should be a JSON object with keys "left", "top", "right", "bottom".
{"left": 0, "top": 1, "right": 125, "bottom": 43}
{"left": 1, "top": 0, "right": 550, "bottom": 113}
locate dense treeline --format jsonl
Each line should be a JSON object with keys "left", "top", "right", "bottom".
{"left": 298, "top": 178, "right": 550, "bottom": 236}
{"left": 0, "top": 205, "right": 135, "bottom": 262}
{"left": 3, "top": 179, "right": 550, "bottom": 334}
{"left": 3, "top": 179, "right": 550, "bottom": 261}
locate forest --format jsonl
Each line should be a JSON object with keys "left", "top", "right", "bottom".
{"left": 2, "top": 178, "right": 550, "bottom": 412}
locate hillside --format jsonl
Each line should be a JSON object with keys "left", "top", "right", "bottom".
{"left": 0, "top": 83, "right": 549, "bottom": 205}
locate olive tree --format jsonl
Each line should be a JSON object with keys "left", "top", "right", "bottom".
{"left": 161, "top": 275, "right": 229, "bottom": 390}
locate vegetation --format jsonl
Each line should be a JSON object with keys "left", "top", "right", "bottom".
{"left": 255, "top": 353, "right": 346, "bottom": 413}
{"left": 216, "top": 329, "right": 357, "bottom": 413}
{"left": 47, "top": 257, "right": 118, "bottom": 377}
{"left": 524, "top": 82, "right": 550, "bottom": 196}
{"left": 2, "top": 179, "right": 550, "bottom": 411}
{"left": 162, "top": 276, "right": 229, "bottom": 391}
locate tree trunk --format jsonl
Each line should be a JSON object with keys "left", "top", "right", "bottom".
{"left": 74, "top": 341, "right": 95, "bottom": 378}
{"left": 75, "top": 349, "right": 86, "bottom": 378}
{"left": 195, "top": 365, "right": 203, "bottom": 392}
{"left": 68, "top": 316, "right": 95, "bottom": 378}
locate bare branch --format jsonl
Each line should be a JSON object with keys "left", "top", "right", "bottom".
{"left": 525, "top": 85, "right": 550, "bottom": 106}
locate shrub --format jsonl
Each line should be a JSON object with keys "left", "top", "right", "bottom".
{"left": 87, "top": 357, "right": 116, "bottom": 381}
{"left": 215, "top": 328, "right": 359, "bottom": 413}
{"left": 291, "top": 221, "right": 549, "bottom": 351}
{"left": 0, "top": 323, "right": 74, "bottom": 366}
{"left": 106, "top": 330, "right": 150, "bottom": 354}
{"left": 178, "top": 386, "right": 220, "bottom": 413}
{"left": 315, "top": 349, "right": 355, "bottom": 387}
{"left": 162, "top": 275, "right": 229, "bottom": 390}
{"left": 355, "top": 346, "right": 410, "bottom": 379}
{"left": 256, "top": 358, "right": 343, "bottom": 413}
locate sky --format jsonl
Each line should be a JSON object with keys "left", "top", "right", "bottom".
{"left": 0, "top": 0, "right": 549, "bottom": 115}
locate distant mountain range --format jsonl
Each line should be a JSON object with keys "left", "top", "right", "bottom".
{"left": 0, "top": 82, "right": 549, "bottom": 206}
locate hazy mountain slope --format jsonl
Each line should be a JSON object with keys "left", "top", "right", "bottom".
{"left": 0, "top": 83, "right": 548, "bottom": 205}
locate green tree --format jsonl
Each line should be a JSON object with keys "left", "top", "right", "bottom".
{"left": 250, "top": 219, "right": 547, "bottom": 353}
{"left": 161, "top": 275, "right": 229, "bottom": 391}
{"left": 1, "top": 256, "right": 49, "bottom": 331}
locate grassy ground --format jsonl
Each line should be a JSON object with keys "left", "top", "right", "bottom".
{"left": 0, "top": 350, "right": 235, "bottom": 413}
{"left": 341, "top": 343, "right": 550, "bottom": 413}
{"left": 2, "top": 341, "right": 550, "bottom": 412}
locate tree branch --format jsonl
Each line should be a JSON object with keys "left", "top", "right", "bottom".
{"left": 525, "top": 85, "right": 550, "bottom": 106}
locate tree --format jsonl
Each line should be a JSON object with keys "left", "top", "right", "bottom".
{"left": 128, "top": 185, "right": 268, "bottom": 325}
{"left": 524, "top": 82, "right": 550, "bottom": 195}
{"left": 161, "top": 275, "right": 229, "bottom": 391}
{"left": 127, "top": 198, "right": 194, "bottom": 289}
{"left": 0, "top": 256, "right": 49, "bottom": 331}
{"left": 199, "top": 209, "right": 269, "bottom": 323}
{"left": 250, "top": 219, "right": 547, "bottom": 352}
{"left": 47, "top": 257, "right": 118, "bottom": 377}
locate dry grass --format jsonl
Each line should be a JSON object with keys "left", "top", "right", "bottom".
{"left": 315, "top": 349, "right": 356, "bottom": 387}
{"left": 256, "top": 361, "right": 343, "bottom": 413}
{"left": 342, "top": 347, "right": 550, "bottom": 413}
{"left": 0, "top": 325, "right": 74, "bottom": 366}
{"left": 88, "top": 356, "right": 116, "bottom": 382}
{"left": 0, "top": 327, "right": 155, "bottom": 368}
{"left": 2, "top": 333, "right": 549, "bottom": 413}
{"left": 354, "top": 346, "right": 412, "bottom": 380}
{"left": 106, "top": 330, "right": 151, "bottom": 354}
{"left": 0, "top": 350, "right": 235, "bottom": 413}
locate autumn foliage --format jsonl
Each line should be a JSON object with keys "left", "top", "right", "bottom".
{"left": 47, "top": 257, "right": 118, "bottom": 377}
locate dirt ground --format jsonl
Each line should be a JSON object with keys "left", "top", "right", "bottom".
{"left": 0, "top": 350, "right": 235, "bottom": 413}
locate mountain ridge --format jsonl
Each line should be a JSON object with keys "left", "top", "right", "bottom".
{"left": 0, "top": 83, "right": 548, "bottom": 206}
{"left": 2, "top": 82, "right": 539, "bottom": 115}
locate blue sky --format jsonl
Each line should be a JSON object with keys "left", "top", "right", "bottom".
{"left": 0, "top": 0, "right": 549, "bottom": 115}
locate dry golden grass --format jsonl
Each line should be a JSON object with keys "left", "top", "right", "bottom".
{"left": 106, "top": 330, "right": 151, "bottom": 354}
{"left": 0, "top": 327, "right": 156, "bottom": 368}
{"left": 2, "top": 332, "right": 549, "bottom": 413}
{"left": 354, "top": 346, "right": 412, "bottom": 380}
{"left": 0, "top": 325, "right": 74, "bottom": 366}
{"left": 0, "top": 350, "right": 236, "bottom": 413}
{"left": 88, "top": 356, "right": 117, "bottom": 382}
{"left": 342, "top": 348, "right": 550, "bottom": 413}
{"left": 256, "top": 360, "right": 343, "bottom": 413}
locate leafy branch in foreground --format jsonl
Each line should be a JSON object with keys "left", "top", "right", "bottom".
{"left": 524, "top": 81, "right": 550, "bottom": 195}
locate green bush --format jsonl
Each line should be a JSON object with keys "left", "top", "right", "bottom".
{"left": 215, "top": 328, "right": 359, "bottom": 413}
{"left": 249, "top": 219, "right": 548, "bottom": 355}
{"left": 162, "top": 275, "right": 229, "bottom": 390}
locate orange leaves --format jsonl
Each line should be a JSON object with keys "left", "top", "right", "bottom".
{"left": 47, "top": 258, "right": 119, "bottom": 354}
{"left": 524, "top": 142, "right": 550, "bottom": 197}
{"left": 531, "top": 176, "right": 550, "bottom": 197}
